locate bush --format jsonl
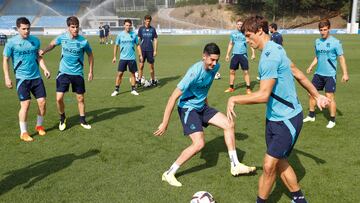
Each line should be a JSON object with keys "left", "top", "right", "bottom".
{"left": 200, "top": 9, "right": 206, "bottom": 18}
{"left": 184, "top": 9, "right": 194, "bottom": 17}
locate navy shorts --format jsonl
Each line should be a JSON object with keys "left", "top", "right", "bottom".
{"left": 56, "top": 74, "right": 85, "bottom": 94}
{"left": 142, "top": 51, "right": 154, "bottom": 64}
{"left": 312, "top": 74, "right": 336, "bottom": 93}
{"left": 118, "top": 60, "right": 138, "bottom": 73}
{"left": 16, "top": 78, "right": 46, "bottom": 101}
{"left": 230, "top": 54, "right": 249, "bottom": 70}
{"left": 178, "top": 105, "right": 218, "bottom": 136}
{"left": 99, "top": 32, "right": 104, "bottom": 38}
{"left": 265, "top": 112, "right": 303, "bottom": 159}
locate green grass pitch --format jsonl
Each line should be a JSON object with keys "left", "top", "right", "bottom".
{"left": 0, "top": 34, "right": 359, "bottom": 202}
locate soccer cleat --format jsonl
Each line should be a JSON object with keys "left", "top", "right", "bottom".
{"left": 59, "top": 119, "right": 66, "bottom": 131}
{"left": 20, "top": 132, "right": 33, "bottom": 142}
{"left": 303, "top": 116, "right": 315, "bottom": 123}
{"left": 231, "top": 163, "right": 256, "bottom": 176}
{"left": 224, "top": 87, "right": 235, "bottom": 93}
{"left": 111, "top": 90, "right": 119, "bottom": 97}
{"left": 256, "top": 76, "right": 260, "bottom": 80}
{"left": 35, "top": 126, "right": 46, "bottom": 136}
{"left": 130, "top": 90, "right": 139, "bottom": 96}
{"left": 80, "top": 122, "right": 92, "bottom": 129}
{"left": 246, "top": 89, "right": 252, "bottom": 95}
{"left": 162, "top": 172, "right": 182, "bottom": 187}
{"left": 326, "top": 121, "right": 336, "bottom": 129}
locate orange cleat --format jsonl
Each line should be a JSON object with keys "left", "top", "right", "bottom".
{"left": 35, "top": 126, "right": 46, "bottom": 136}
{"left": 246, "top": 89, "right": 252, "bottom": 94}
{"left": 224, "top": 87, "right": 235, "bottom": 93}
{"left": 20, "top": 132, "right": 34, "bottom": 142}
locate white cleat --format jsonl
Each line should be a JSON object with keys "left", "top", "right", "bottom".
{"left": 111, "top": 90, "right": 119, "bottom": 97}
{"left": 80, "top": 123, "right": 92, "bottom": 129}
{"left": 162, "top": 172, "right": 182, "bottom": 187}
{"left": 231, "top": 163, "right": 256, "bottom": 176}
{"left": 326, "top": 121, "right": 336, "bottom": 129}
{"left": 59, "top": 119, "right": 66, "bottom": 131}
{"left": 131, "top": 90, "right": 139, "bottom": 96}
{"left": 303, "top": 116, "right": 315, "bottom": 123}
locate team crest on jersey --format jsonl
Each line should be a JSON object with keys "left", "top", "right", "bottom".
{"left": 30, "top": 41, "right": 35, "bottom": 46}
{"left": 76, "top": 43, "right": 80, "bottom": 48}
{"left": 265, "top": 51, "right": 271, "bottom": 57}
{"left": 326, "top": 43, "right": 330, "bottom": 48}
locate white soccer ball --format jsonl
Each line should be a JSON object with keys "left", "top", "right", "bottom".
{"left": 190, "top": 191, "right": 215, "bottom": 203}
{"left": 214, "top": 72, "right": 221, "bottom": 80}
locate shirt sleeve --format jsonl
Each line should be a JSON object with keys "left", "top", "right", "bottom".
{"left": 153, "top": 28, "right": 158, "bottom": 38}
{"left": 3, "top": 41, "right": 12, "bottom": 57}
{"left": 134, "top": 33, "right": 139, "bottom": 45}
{"left": 177, "top": 67, "right": 197, "bottom": 93}
{"left": 259, "top": 51, "right": 281, "bottom": 80}
{"left": 84, "top": 41, "right": 92, "bottom": 54}
{"left": 138, "top": 27, "right": 142, "bottom": 38}
{"left": 335, "top": 40, "right": 344, "bottom": 56}
{"left": 54, "top": 35, "right": 62, "bottom": 46}
{"left": 115, "top": 34, "right": 120, "bottom": 45}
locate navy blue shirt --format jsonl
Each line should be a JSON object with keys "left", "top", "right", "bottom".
{"left": 138, "top": 25, "right": 157, "bottom": 52}
{"left": 270, "top": 32, "right": 283, "bottom": 46}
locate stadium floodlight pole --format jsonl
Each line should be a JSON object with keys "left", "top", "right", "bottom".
{"left": 350, "top": 0, "right": 359, "bottom": 33}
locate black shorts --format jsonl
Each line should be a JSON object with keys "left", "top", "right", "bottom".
{"left": 56, "top": 74, "right": 85, "bottom": 94}
{"left": 99, "top": 32, "right": 104, "bottom": 38}
{"left": 118, "top": 60, "right": 138, "bottom": 73}
{"left": 178, "top": 105, "right": 218, "bottom": 135}
{"left": 141, "top": 51, "right": 154, "bottom": 64}
{"left": 265, "top": 112, "right": 303, "bottom": 159}
{"left": 16, "top": 78, "right": 46, "bottom": 101}
{"left": 312, "top": 74, "right": 336, "bottom": 93}
{"left": 230, "top": 54, "right": 249, "bottom": 70}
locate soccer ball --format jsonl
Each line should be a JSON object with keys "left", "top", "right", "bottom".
{"left": 190, "top": 191, "right": 215, "bottom": 203}
{"left": 214, "top": 72, "right": 221, "bottom": 80}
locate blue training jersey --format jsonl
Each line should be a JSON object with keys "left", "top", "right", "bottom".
{"left": 138, "top": 25, "right": 157, "bottom": 52}
{"left": 270, "top": 32, "right": 283, "bottom": 46}
{"left": 3, "top": 35, "right": 41, "bottom": 80}
{"left": 314, "top": 36, "right": 343, "bottom": 77}
{"left": 115, "top": 31, "right": 139, "bottom": 60}
{"left": 177, "top": 61, "right": 220, "bottom": 110}
{"left": 259, "top": 41, "right": 302, "bottom": 121}
{"left": 230, "top": 30, "right": 247, "bottom": 55}
{"left": 55, "top": 32, "right": 92, "bottom": 76}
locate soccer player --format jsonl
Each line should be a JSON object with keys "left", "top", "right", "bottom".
{"left": 39, "top": 16, "right": 94, "bottom": 131}
{"left": 303, "top": 19, "right": 349, "bottom": 128}
{"left": 138, "top": 15, "right": 158, "bottom": 86}
{"left": 99, "top": 23, "right": 105, "bottom": 44}
{"left": 2, "top": 17, "right": 50, "bottom": 142}
{"left": 111, "top": 19, "right": 143, "bottom": 96}
{"left": 103, "top": 23, "right": 110, "bottom": 44}
{"left": 226, "top": 16, "right": 330, "bottom": 203}
{"left": 269, "top": 23, "right": 283, "bottom": 46}
{"left": 154, "top": 43, "right": 255, "bottom": 187}
{"left": 225, "top": 19, "right": 255, "bottom": 94}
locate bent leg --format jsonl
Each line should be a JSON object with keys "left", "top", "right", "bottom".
{"left": 258, "top": 154, "right": 279, "bottom": 200}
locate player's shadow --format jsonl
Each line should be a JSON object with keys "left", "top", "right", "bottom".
{"left": 235, "top": 80, "right": 259, "bottom": 91}
{"left": 177, "top": 132, "right": 255, "bottom": 177}
{"left": 314, "top": 108, "right": 343, "bottom": 121}
{"left": 45, "top": 106, "right": 144, "bottom": 132}
{"left": 267, "top": 149, "right": 326, "bottom": 203}
{"left": 0, "top": 149, "right": 100, "bottom": 196}
{"left": 138, "top": 75, "right": 181, "bottom": 92}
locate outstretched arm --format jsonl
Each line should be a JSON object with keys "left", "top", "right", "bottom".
{"left": 306, "top": 57, "right": 317, "bottom": 74}
{"left": 338, "top": 55, "right": 349, "bottom": 83}
{"left": 39, "top": 40, "right": 57, "bottom": 56}
{"left": 153, "top": 88, "right": 182, "bottom": 136}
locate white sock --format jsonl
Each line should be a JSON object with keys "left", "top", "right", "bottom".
{"left": 166, "top": 163, "right": 180, "bottom": 175}
{"left": 36, "top": 115, "right": 44, "bottom": 126}
{"left": 228, "top": 150, "right": 240, "bottom": 167}
{"left": 19, "top": 121, "right": 27, "bottom": 134}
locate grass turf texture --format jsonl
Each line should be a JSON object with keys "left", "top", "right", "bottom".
{"left": 0, "top": 34, "right": 359, "bottom": 202}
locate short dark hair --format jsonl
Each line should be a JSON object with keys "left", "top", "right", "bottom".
{"left": 318, "top": 19, "right": 331, "bottom": 29}
{"left": 269, "top": 23, "right": 278, "bottom": 31}
{"left": 16, "top": 17, "right": 30, "bottom": 28}
{"left": 67, "top": 16, "right": 79, "bottom": 26}
{"left": 203, "top": 43, "right": 220, "bottom": 55}
{"left": 241, "top": 15, "right": 269, "bottom": 35}
{"left": 144, "top": 15, "right": 152, "bottom": 21}
{"left": 124, "top": 19, "right": 132, "bottom": 25}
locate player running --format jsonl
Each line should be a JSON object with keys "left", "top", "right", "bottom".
{"left": 226, "top": 16, "right": 330, "bottom": 203}
{"left": 40, "top": 16, "right": 94, "bottom": 131}
{"left": 154, "top": 43, "right": 255, "bottom": 187}
{"left": 3, "top": 17, "right": 50, "bottom": 141}
{"left": 303, "top": 19, "right": 349, "bottom": 128}
{"left": 224, "top": 19, "right": 255, "bottom": 94}
{"left": 138, "top": 15, "right": 158, "bottom": 86}
{"left": 111, "top": 19, "right": 143, "bottom": 96}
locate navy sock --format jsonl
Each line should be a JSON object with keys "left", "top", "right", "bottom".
{"left": 131, "top": 86, "right": 136, "bottom": 91}
{"left": 246, "top": 85, "right": 251, "bottom": 89}
{"left": 330, "top": 116, "right": 335, "bottom": 122}
{"left": 115, "top": 86, "right": 120, "bottom": 91}
{"left": 308, "top": 111, "right": 315, "bottom": 118}
{"left": 291, "top": 190, "right": 307, "bottom": 203}
{"left": 80, "top": 116, "right": 86, "bottom": 124}
{"left": 230, "top": 84, "right": 234, "bottom": 89}
{"left": 60, "top": 113, "right": 66, "bottom": 123}
{"left": 256, "top": 196, "right": 266, "bottom": 203}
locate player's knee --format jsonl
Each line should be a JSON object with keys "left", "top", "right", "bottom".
{"left": 263, "top": 162, "right": 276, "bottom": 176}
{"left": 193, "top": 140, "right": 205, "bottom": 152}
{"left": 76, "top": 95, "right": 84, "bottom": 102}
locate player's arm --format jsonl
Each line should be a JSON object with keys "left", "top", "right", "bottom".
{"left": 86, "top": 51, "right": 94, "bottom": 81}
{"left": 250, "top": 47, "right": 255, "bottom": 60}
{"left": 153, "top": 37, "right": 158, "bottom": 57}
{"left": 38, "top": 56, "right": 50, "bottom": 79}
{"left": 225, "top": 41, "right": 233, "bottom": 62}
{"left": 307, "top": 57, "right": 317, "bottom": 73}
{"left": 2, "top": 56, "right": 13, "bottom": 88}
{"left": 154, "top": 88, "right": 183, "bottom": 136}
{"left": 136, "top": 44, "right": 143, "bottom": 63}
{"left": 338, "top": 55, "right": 349, "bottom": 82}
{"left": 291, "top": 63, "right": 329, "bottom": 110}
{"left": 227, "top": 79, "right": 275, "bottom": 121}
{"left": 39, "top": 39, "right": 57, "bottom": 56}
{"left": 112, "top": 44, "right": 118, "bottom": 64}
